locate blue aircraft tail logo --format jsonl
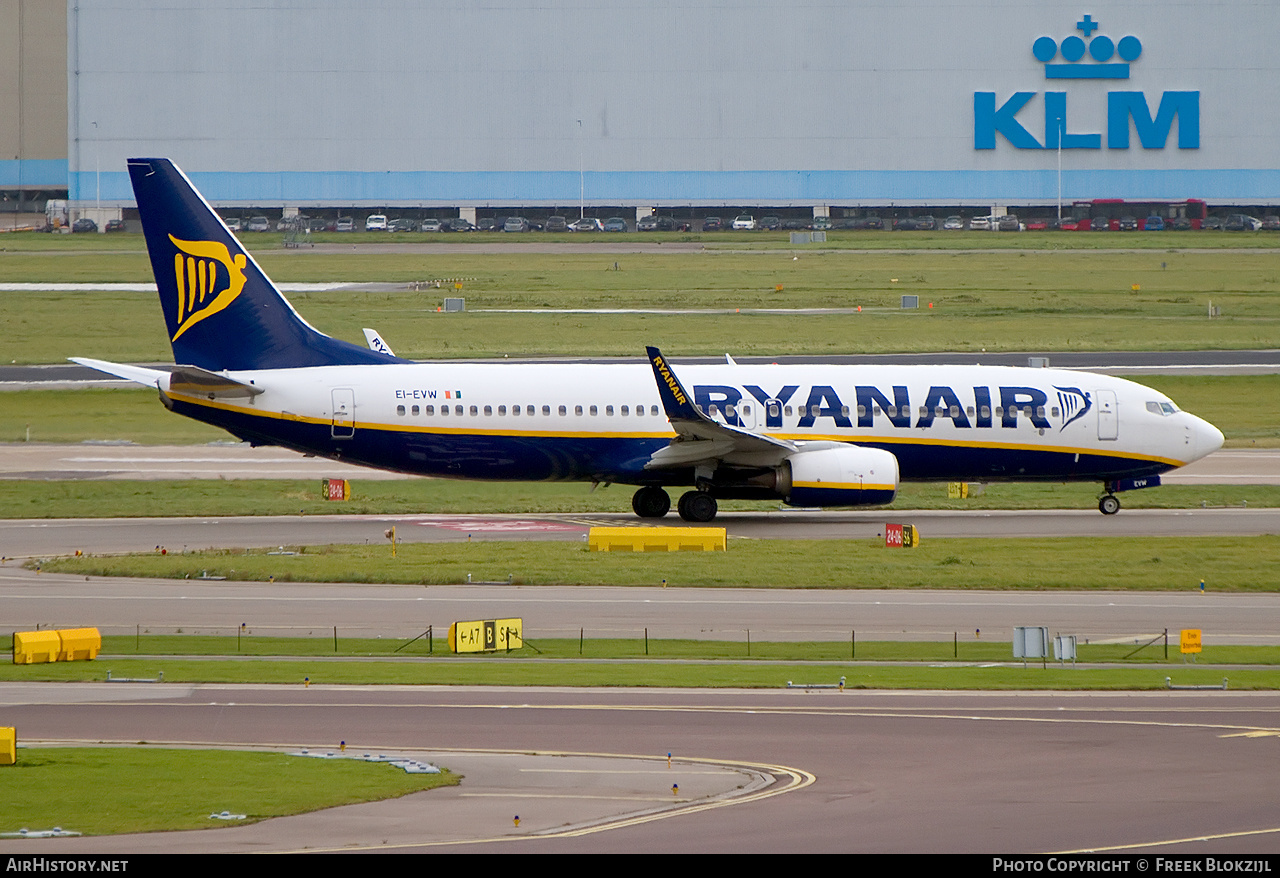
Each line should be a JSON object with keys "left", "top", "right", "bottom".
{"left": 1055, "top": 386, "right": 1092, "bottom": 431}
{"left": 168, "top": 235, "right": 248, "bottom": 341}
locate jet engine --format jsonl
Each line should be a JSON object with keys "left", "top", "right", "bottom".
{"left": 775, "top": 445, "right": 899, "bottom": 508}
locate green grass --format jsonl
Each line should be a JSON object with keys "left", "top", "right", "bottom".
{"left": 1, "top": 747, "right": 457, "bottom": 836}
{"left": 1, "top": 478, "right": 1277, "bottom": 521}
{"left": 2, "top": 653, "right": 1272, "bottom": 690}
{"left": 2, "top": 248, "right": 1278, "bottom": 362}
{"left": 33, "top": 535, "right": 1280, "bottom": 591}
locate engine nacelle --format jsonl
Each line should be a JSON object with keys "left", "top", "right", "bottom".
{"left": 777, "top": 445, "right": 899, "bottom": 508}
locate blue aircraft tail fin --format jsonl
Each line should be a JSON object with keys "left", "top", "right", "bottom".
{"left": 127, "top": 158, "right": 403, "bottom": 371}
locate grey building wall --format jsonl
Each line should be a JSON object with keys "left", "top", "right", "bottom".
{"left": 0, "top": 0, "right": 68, "bottom": 192}
{"left": 67, "top": 0, "right": 1280, "bottom": 207}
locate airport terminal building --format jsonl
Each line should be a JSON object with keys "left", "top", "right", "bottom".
{"left": 5, "top": 0, "right": 1278, "bottom": 220}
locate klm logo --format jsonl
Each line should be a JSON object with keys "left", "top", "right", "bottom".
{"left": 975, "top": 14, "right": 1199, "bottom": 151}
{"left": 169, "top": 235, "right": 248, "bottom": 341}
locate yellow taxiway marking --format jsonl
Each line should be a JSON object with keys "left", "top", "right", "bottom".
{"left": 1053, "top": 825, "right": 1280, "bottom": 853}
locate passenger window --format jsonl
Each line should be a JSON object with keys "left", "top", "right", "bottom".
{"left": 559, "top": 405, "right": 567, "bottom": 416}
{"left": 980, "top": 406, "right": 990, "bottom": 419}
{"left": 470, "top": 405, "right": 478, "bottom": 416}
{"left": 498, "top": 405, "right": 507, "bottom": 415}
{"left": 606, "top": 405, "right": 614, "bottom": 416}
{"left": 590, "top": 405, "right": 597, "bottom": 416}
{"left": 485, "top": 405, "right": 492, "bottom": 416}
{"left": 650, "top": 405, "right": 658, "bottom": 416}
{"left": 411, "top": 405, "right": 419, "bottom": 416}
{"left": 949, "top": 405, "right": 959, "bottom": 418}
{"left": 397, "top": 405, "right": 406, "bottom": 416}
{"left": 440, "top": 406, "right": 449, "bottom": 417}
{"left": 455, "top": 405, "right": 462, "bottom": 415}
{"left": 840, "top": 406, "right": 850, "bottom": 418}
{"left": 621, "top": 405, "right": 629, "bottom": 415}
{"left": 724, "top": 405, "right": 736, "bottom": 419}
{"left": 575, "top": 405, "right": 583, "bottom": 416}
{"left": 425, "top": 405, "right": 434, "bottom": 415}
{"left": 542, "top": 405, "right": 551, "bottom": 416}
{"left": 858, "top": 405, "right": 867, "bottom": 417}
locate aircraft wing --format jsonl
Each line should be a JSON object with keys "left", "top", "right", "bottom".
{"left": 71, "top": 357, "right": 263, "bottom": 398}
{"left": 644, "top": 346, "right": 797, "bottom": 469}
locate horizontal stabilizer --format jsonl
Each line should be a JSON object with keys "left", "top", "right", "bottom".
{"left": 70, "top": 357, "right": 263, "bottom": 398}
{"left": 168, "top": 365, "right": 264, "bottom": 398}
{"left": 69, "top": 357, "right": 168, "bottom": 388}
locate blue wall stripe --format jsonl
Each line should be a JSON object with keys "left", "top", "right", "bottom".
{"left": 66, "top": 167, "right": 1280, "bottom": 205}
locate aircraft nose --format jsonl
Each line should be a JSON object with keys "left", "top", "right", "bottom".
{"left": 1189, "top": 415, "right": 1225, "bottom": 461}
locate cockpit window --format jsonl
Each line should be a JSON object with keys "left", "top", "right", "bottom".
{"left": 1146, "top": 401, "right": 1179, "bottom": 416}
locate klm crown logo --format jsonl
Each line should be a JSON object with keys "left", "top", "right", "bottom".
{"left": 1033, "top": 14, "right": 1142, "bottom": 80}
{"left": 169, "top": 235, "right": 248, "bottom": 341}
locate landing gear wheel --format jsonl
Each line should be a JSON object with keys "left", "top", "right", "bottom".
{"left": 1099, "top": 494, "right": 1121, "bottom": 515}
{"left": 677, "top": 491, "right": 718, "bottom": 523}
{"left": 632, "top": 486, "right": 671, "bottom": 519}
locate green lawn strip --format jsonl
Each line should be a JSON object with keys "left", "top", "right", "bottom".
{"left": 3, "top": 248, "right": 1278, "bottom": 362}
{"left": 3, "top": 477, "right": 1278, "bottom": 521}
{"left": 0, "top": 658, "right": 1269, "bottom": 690}
{"left": 1, "top": 747, "right": 457, "bottom": 836}
{"left": 33, "top": 536, "right": 1280, "bottom": 591}
{"left": 2, "top": 374, "right": 1275, "bottom": 447}
{"left": 59, "top": 635, "right": 1280, "bottom": 666}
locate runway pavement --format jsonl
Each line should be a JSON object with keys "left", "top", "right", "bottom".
{"left": 3, "top": 684, "right": 1279, "bottom": 853}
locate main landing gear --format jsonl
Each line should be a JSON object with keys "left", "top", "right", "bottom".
{"left": 1098, "top": 493, "right": 1121, "bottom": 515}
{"left": 631, "top": 487, "right": 719, "bottom": 522}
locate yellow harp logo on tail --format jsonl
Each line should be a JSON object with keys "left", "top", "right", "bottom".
{"left": 168, "top": 235, "right": 248, "bottom": 341}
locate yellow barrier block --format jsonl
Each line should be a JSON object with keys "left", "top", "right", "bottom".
{"left": 58, "top": 628, "right": 101, "bottom": 662}
{"left": 13, "top": 630, "right": 60, "bottom": 665}
{"left": 0, "top": 727, "right": 15, "bottom": 765}
{"left": 588, "top": 527, "right": 726, "bottom": 552}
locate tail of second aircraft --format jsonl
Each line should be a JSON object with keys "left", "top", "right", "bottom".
{"left": 128, "top": 158, "right": 402, "bottom": 371}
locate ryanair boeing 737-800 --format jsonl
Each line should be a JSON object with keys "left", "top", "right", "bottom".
{"left": 75, "top": 158, "right": 1224, "bottom": 520}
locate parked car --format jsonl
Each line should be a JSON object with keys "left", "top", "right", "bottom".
{"left": 1091, "top": 217, "right": 1111, "bottom": 231}
{"left": 1169, "top": 217, "right": 1193, "bottom": 231}
{"left": 476, "top": 217, "right": 501, "bottom": 231}
{"left": 968, "top": 216, "right": 993, "bottom": 231}
{"left": 811, "top": 216, "right": 832, "bottom": 231}
{"left": 335, "top": 217, "right": 355, "bottom": 232}
{"left": 731, "top": 214, "right": 757, "bottom": 230}
{"left": 1144, "top": 216, "right": 1165, "bottom": 231}
{"left": 1261, "top": 216, "right": 1280, "bottom": 231}
{"left": 782, "top": 219, "right": 809, "bottom": 230}
{"left": 543, "top": 215, "right": 568, "bottom": 232}
{"left": 603, "top": 216, "right": 628, "bottom": 232}
{"left": 1202, "top": 216, "right": 1224, "bottom": 231}
{"left": 942, "top": 216, "right": 964, "bottom": 230}
{"left": 224, "top": 217, "right": 242, "bottom": 231}
{"left": 1225, "top": 214, "right": 1262, "bottom": 231}
{"left": 503, "top": 216, "right": 530, "bottom": 232}
{"left": 72, "top": 217, "right": 97, "bottom": 233}
{"left": 759, "top": 216, "right": 782, "bottom": 231}
{"left": 569, "top": 217, "right": 603, "bottom": 232}
{"left": 701, "top": 216, "right": 723, "bottom": 232}
{"left": 1118, "top": 216, "right": 1139, "bottom": 231}
{"left": 365, "top": 214, "right": 388, "bottom": 231}
{"left": 445, "top": 218, "right": 474, "bottom": 232}
{"left": 1024, "top": 219, "right": 1049, "bottom": 230}
{"left": 859, "top": 216, "right": 884, "bottom": 230}
{"left": 419, "top": 218, "right": 444, "bottom": 232}
{"left": 994, "top": 215, "right": 1019, "bottom": 231}
{"left": 104, "top": 219, "right": 127, "bottom": 233}
{"left": 247, "top": 216, "right": 271, "bottom": 232}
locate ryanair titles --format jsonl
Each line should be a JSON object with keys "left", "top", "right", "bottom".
{"left": 695, "top": 384, "right": 1092, "bottom": 432}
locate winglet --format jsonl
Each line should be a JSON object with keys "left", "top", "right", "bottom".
{"left": 646, "top": 346, "right": 703, "bottom": 422}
